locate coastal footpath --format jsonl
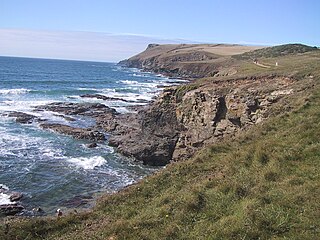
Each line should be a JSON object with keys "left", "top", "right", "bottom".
{"left": 1, "top": 43, "right": 320, "bottom": 239}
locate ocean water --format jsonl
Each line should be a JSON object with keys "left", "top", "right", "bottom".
{"left": 0, "top": 56, "right": 184, "bottom": 215}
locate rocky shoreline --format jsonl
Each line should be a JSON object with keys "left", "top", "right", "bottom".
{"left": 4, "top": 73, "right": 296, "bottom": 168}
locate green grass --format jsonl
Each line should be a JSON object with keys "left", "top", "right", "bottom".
{"left": 174, "top": 83, "right": 199, "bottom": 102}
{"left": 1, "top": 51, "right": 320, "bottom": 240}
{"left": 233, "top": 43, "right": 319, "bottom": 60}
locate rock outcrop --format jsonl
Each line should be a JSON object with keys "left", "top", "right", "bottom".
{"left": 101, "top": 97, "right": 181, "bottom": 166}
{"left": 40, "top": 123, "right": 106, "bottom": 141}
{"left": 172, "top": 75, "right": 294, "bottom": 160}
{"left": 35, "top": 102, "right": 117, "bottom": 118}
{"left": 5, "top": 112, "right": 39, "bottom": 124}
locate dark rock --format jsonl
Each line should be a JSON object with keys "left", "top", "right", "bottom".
{"left": 35, "top": 102, "right": 117, "bottom": 117}
{"left": 6, "top": 112, "right": 38, "bottom": 124}
{"left": 87, "top": 143, "right": 98, "bottom": 148}
{"left": 53, "top": 114, "right": 76, "bottom": 122}
{"left": 0, "top": 204, "right": 24, "bottom": 216}
{"left": 80, "top": 94, "right": 135, "bottom": 103}
{"left": 40, "top": 123, "right": 105, "bottom": 141}
{"left": 104, "top": 95, "right": 181, "bottom": 166}
{"left": 9, "top": 192, "right": 23, "bottom": 202}
{"left": 32, "top": 207, "right": 44, "bottom": 213}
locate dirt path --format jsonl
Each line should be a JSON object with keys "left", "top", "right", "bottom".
{"left": 254, "top": 62, "right": 271, "bottom": 68}
{"left": 253, "top": 62, "right": 271, "bottom": 68}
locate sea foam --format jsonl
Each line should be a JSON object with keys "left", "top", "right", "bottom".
{"left": 0, "top": 184, "right": 14, "bottom": 205}
{"left": 67, "top": 156, "right": 107, "bottom": 170}
{"left": 0, "top": 88, "right": 30, "bottom": 95}
{"left": 0, "top": 192, "right": 15, "bottom": 205}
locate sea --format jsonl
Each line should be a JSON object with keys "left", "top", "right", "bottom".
{"left": 0, "top": 56, "right": 184, "bottom": 215}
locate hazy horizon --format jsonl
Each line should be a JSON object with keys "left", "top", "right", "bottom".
{"left": 1, "top": 0, "right": 319, "bottom": 61}
{"left": 0, "top": 29, "right": 196, "bottom": 62}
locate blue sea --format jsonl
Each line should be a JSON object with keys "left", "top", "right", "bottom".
{"left": 0, "top": 56, "right": 184, "bottom": 215}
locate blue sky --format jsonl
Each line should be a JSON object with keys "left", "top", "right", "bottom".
{"left": 0, "top": 0, "right": 319, "bottom": 61}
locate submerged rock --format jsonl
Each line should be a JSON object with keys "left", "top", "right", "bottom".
{"left": 80, "top": 94, "right": 135, "bottom": 103}
{"left": 87, "top": 142, "right": 98, "bottom": 148}
{"left": 40, "top": 123, "right": 106, "bottom": 141}
{"left": 6, "top": 112, "right": 39, "bottom": 124}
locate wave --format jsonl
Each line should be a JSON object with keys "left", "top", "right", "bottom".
{"left": 0, "top": 99, "right": 56, "bottom": 114}
{"left": 120, "top": 80, "right": 139, "bottom": 85}
{"left": 77, "top": 87, "right": 100, "bottom": 91}
{"left": 0, "top": 184, "right": 9, "bottom": 191}
{"left": 0, "top": 88, "right": 31, "bottom": 95}
{"left": 0, "top": 184, "right": 15, "bottom": 205}
{"left": 0, "top": 192, "right": 15, "bottom": 205}
{"left": 67, "top": 156, "right": 107, "bottom": 170}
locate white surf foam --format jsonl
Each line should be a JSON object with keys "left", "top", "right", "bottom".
{"left": 0, "top": 184, "right": 9, "bottom": 191}
{"left": 67, "top": 156, "right": 107, "bottom": 170}
{"left": 0, "top": 88, "right": 30, "bottom": 95}
{"left": 0, "top": 192, "right": 15, "bottom": 205}
{"left": 0, "top": 99, "right": 54, "bottom": 113}
{"left": 120, "top": 80, "right": 139, "bottom": 85}
{"left": 76, "top": 87, "right": 99, "bottom": 92}
{"left": 0, "top": 184, "right": 14, "bottom": 205}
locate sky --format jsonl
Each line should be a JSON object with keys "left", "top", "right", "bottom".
{"left": 0, "top": 0, "right": 319, "bottom": 62}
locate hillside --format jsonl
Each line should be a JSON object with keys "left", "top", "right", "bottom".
{"left": 1, "top": 44, "right": 320, "bottom": 239}
{"left": 233, "top": 43, "right": 319, "bottom": 60}
{"left": 119, "top": 43, "right": 263, "bottom": 79}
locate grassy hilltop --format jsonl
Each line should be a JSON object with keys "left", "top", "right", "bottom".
{"left": 1, "top": 44, "right": 320, "bottom": 239}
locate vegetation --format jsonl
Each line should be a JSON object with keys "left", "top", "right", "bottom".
{"left": 233, "top": 43, "right": 319, "bottom": 60}
{"left": 174, "top": 83, "right": 199, "bottom": 102}
{"left": 1, "top": 49, "right": 320, "bottom": 240}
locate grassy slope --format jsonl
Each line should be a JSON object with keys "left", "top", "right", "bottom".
{"left": 1, "top": 50, "right": 320, "bottom": 240}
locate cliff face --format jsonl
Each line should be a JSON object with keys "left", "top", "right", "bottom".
{"left": 99, "top": 74, "right": 296, "bottom": 165}
{"left": 108, "top": 43, "right": 318, "bottom": 165}
{"left": 119, "top": 44, "right": 262, "bottom": 79}
{"left": 172, "top": 75, "right": 294, "bottom": 160}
